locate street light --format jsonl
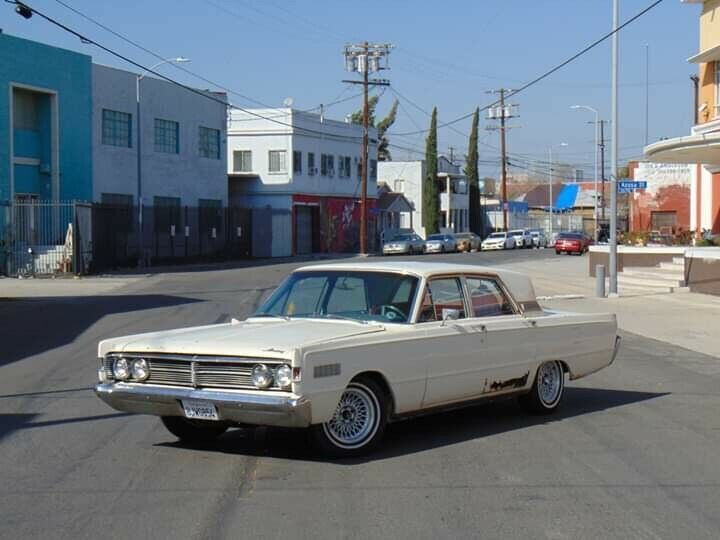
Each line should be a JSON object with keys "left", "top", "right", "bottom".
{"left": 548, "top": 142, "right": 568, "bottom": 239}
{"left": 135, "top": 57, "right": 190, "bottom": 265}
{"left": 571, "top": 105, "right": 600, "bottom": 242}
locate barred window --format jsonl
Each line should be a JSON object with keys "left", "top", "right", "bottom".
{"left": 233, "top": 150, "right": 252, "bottom": 172}
{"left": 154, "top": 118, "right": 179, "bottom": 154}
{"left": 345, "top": 156, "right": 351, "bottom": 178}
{"left": 338, "top": 155, "right": 345, "bottom": 177}
{"left": 293, "top": 150, "right": 302, "bottom": 173}
{"left": 321, "top": 154, "right": 328, "bottom": 176}
{"left": 308, "top": 152, "right": 316, "bottom": 175}
{"left": 269, "top": 150, "right": 287, "bottom": 173}
{"left": 199, "top": 126, "right": 220, "bottom": 159}
{"left": 102, "top": 109, "right": 132, "bottom": 148}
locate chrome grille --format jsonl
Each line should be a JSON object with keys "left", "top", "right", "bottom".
{"left": 105, "top": 354, "right": 283, "bottom": 390}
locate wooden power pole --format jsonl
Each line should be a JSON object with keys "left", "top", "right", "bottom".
{"left": 487, "top": 89, "right": 517, "bottom": 232}
{"left": 343, "top": 43, "right": 392, "bottom": 254}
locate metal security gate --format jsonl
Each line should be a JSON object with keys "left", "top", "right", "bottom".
{"left": 295, "top": 206, "right": 313, "bottom": 255}
{"left": 1, "top": 200, "right": 76, "bottom": 276}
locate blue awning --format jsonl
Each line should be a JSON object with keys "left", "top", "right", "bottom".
{"left": 554, "top": 184, "right": 579, "bottom": 210}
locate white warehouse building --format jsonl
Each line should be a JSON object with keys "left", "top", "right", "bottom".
{"left": 377, "top": 156, "right": 469, "bottom": 238}
{"left": 92, "top": 64, "right": 228, "bottom": 208}
{"left": 227, "top": 108, "right": 378, "bottom": 256}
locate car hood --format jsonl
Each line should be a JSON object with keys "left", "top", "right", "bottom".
{"left": 98, "top": 318, "right": 386, "bottom": 359}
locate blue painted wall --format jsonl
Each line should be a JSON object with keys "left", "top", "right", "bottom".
{"left": 0, "top": 33, "right": 92, "bottom": 201}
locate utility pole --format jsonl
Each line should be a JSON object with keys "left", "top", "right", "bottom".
{"left": 343, "top": 42, "right": 392, "bottom": 255}
{"left": 610, "top": 0, "right": 619, "bottom": 296}
{"left": 486, "top": 89, "right": 517, "bottom": 232}
{"left": 599, "top": 119, "right": 607, "bottom": 222}
{"left": 645, "top": 43, "right": 649, "bottom": 146}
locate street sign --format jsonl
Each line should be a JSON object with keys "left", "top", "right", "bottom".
{"left": 617, "top": 180, "right": 647, "bottom": 193}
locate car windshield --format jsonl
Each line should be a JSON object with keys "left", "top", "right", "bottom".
{"left": 427, "top": 234, "right": 444, "bottom": 241}
{"left": 392, "top": 234, "right": 413, "bottom": 241}
{"left": 509, "top": 230, "right": 523, "bottom": 235}
{"left": 255, "top": 271, "right": 420, "bottom": 324}
{"left": 488, "top": 233, "right": 505, "bottom": 239}
{"left": 558, "top": 233, "right": 583, "bottom": 239}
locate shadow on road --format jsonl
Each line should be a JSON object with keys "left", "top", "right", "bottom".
{"left": 0, "top": 412, "right": 132, "bottom": 443}
{"left": 0, "top": 294, "right": 201, "bottom": 368}
{"left": 157, "top": 387, "right": 668, "bottom": 464}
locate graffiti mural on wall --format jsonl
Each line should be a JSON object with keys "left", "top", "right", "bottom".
{"left": 294, "top": 195, "right": 376, "bottom": 253}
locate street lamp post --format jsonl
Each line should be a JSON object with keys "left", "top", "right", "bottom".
{"left": 135, "top": 57, "right": 190, "bottom": 265}
{"left": 571, "top": 105, "right": 600, "bottom": 241}
{"left": 548, "top": 143, "right": 568, "bottom": 239}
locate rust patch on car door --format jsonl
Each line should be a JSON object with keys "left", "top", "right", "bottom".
{"left": 489, "top": 371, "right": 530, "bottom": 391}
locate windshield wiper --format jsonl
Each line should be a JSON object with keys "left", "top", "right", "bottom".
{"left": 251, "top": 313, "right": 291, "bottom": 321}
{"left": 319, "top": 314, "right": 370, "bottom": 325}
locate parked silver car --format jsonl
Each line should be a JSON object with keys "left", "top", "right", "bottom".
{"left": 455, "top": 232, "right": 482, "bottom": 252}
{"left": 529, "top": 229, "right": 548, "bottom": 248}
{"left": 509, "top": 229, "right": 533, "bottom": 249}
{"left": 382, "top": 233, "right": 426, "bottom": 255}
{"left": 425, "top": 233, "right": 457, "bottom": 253}
{"left": 481, "top": 231, "right": 515, "bottom": 250}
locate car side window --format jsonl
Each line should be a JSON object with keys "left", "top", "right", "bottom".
{"left": 466, "top": 277, "right": 515, "bottom": 317}
{"left": 417, "top": 278, "right": 467, "bottom": 322}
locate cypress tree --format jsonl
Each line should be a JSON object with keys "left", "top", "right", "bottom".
{"left": 465, "top": 107, "right": 481, "bottom": 234}
{"left": 423, "top": 107, "right": 439, "bottom": 234}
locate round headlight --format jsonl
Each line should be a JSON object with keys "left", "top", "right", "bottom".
{"left": 275, "top": 364, "right": 292, "bottom": 389}
{"left": 130, "top": 358, "right": 150, "bottom": 381}
{"left": 113, "top": 357, "right": 130, "bottom": 380}
{"left": 252, "top": 364, "right": 273, "bottom": 389}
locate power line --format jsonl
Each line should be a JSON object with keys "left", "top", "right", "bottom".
{"left": 6, "top": 1, "right": 368, "bottom": 143}
{"left": 51, "top": 0, "right": 362, "bottom": 115}
{"left": 388, "top": 0, "right": 665, "bottom": 137}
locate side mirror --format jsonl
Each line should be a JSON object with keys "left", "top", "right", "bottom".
{"left": 441, "top": 308, "right": 460, "bottom": 325}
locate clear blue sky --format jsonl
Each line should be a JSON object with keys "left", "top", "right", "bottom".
{"left": 1, "top": 0, "right": 701, "bottom": 179}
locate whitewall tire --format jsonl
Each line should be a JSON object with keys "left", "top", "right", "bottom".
{"left": 520, "top": 360, "right": 565, "bottom": 414}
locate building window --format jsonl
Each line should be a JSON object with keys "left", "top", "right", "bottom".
{"left": 101, "top": 193, "right": 133, "bottom": 206}
{"left": 338, "top": 155, "right": 346, "bottom": 177}
{"left": 327, "top": 155, "right": 335, "bottom": 176}
{"left": 268, "top": 150, "right": 287, "bottom": 173}
{"left": 321, "top": 154, "right": 329, "bottom": 176}
{"left": 393, "top": 179, "right": 405, "bottom": 193}
{"left": 102, "top": 109, "right": 132, "bottom": 148}
{"left": 370, "top": 159, "right": 378, "bottom": 180}
{"left": 344, "top": 156, "right": 351, "bottom": 178}
{"left": 308, "top": 152, "right": 316, "bottom": 175}
{"left": 233, "top": 150, "right": 252, "bottom": 172}
{"left": 198, "top": 126, "right": 220, "bottom": 159}
{"left": 293, "top": 150, "right": 302, "bottom": 174}
{"left": 154, "top": 118, "right": 179, "bottom": 154}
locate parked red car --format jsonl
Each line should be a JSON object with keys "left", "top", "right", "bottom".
{"left": 555, "top": 232, "right": 591, "bottom": 255}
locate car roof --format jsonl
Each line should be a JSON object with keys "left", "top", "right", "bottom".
{"left": 295, "top": 261, "right": 536, "bottom": 304}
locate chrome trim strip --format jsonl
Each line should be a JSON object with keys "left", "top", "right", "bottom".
{"left": 94, "top": 383, "right": 312, "bottom": 428}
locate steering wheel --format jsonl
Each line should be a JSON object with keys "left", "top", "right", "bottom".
{"left": 379, "top": 305, "right": 406, "bottom": 321}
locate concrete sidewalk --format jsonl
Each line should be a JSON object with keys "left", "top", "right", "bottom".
{"left": 502, "top": 255, "right": 720, "bottom": 359}
{"left": 0, "top": 275, "right": 144, "bottom": 298}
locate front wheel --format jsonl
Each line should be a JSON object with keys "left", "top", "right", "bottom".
{"left": 311, "top": 378, "right": 388, "bottom": 457}
{"left": 161, "top": 416, "right": 230, "bottom": 443}
{"left": 520, "top": 361, "right": 565, "bottom": 414}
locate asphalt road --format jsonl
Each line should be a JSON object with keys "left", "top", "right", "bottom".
{"left": 1, "top": 249, "right": 719, "bottom": 539}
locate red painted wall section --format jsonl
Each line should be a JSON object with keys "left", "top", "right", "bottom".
{"left": 713, "top": 172, "right": 720, "bottom": 233}
{"left": 293, "top": 194, "right": 377, "bottom": 252}
{"left": 629, "top": 185, "right": 690, "bottom": 232}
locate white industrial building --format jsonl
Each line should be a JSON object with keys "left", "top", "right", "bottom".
{"left": 377, "top": 156, "right": 469, "bottom": 238}
{"left": 92, "top": 64, "right": 228, "bottom": 207}
{"left": 227, "top": 108, "right": 378, "bottom": 256}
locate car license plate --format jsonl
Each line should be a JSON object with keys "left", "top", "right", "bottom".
{"left": 181, "top": 399, "right": 219, "bottom": 421}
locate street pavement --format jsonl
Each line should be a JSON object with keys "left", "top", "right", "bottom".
{"left": 1, "top": 249, "right": 719, "bottom": 539}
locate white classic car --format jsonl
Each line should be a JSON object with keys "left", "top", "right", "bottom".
{"left": 95, "top": 262, "right": 620, "bottom": 457}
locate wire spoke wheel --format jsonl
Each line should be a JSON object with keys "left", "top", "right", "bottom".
{"left": 537, "top": 361, "right": 562, "bottom": 406}
{"left": 322, "top": 382, "right": 381, "bottom": 450}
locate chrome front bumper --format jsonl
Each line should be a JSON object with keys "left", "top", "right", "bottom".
{"left": 95, "top": 383, "right": 312, "bottom": 427}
